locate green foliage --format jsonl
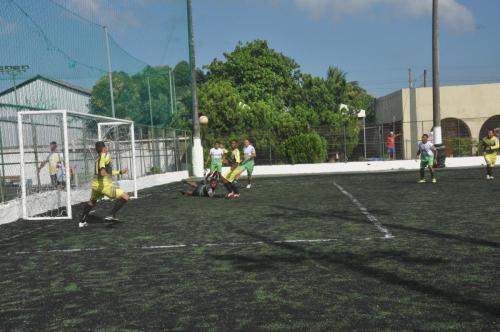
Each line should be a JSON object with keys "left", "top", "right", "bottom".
{"left": 90, "top": 62, "right": 191, "bottom": 127}
{"left": 146, "top": 166, "right": 162, "bottom": 175}
{"left": 205, "top": 40, "right": 300, "bottom": 108}
{"left": 89, "top": 40, "right": 375, "bottom": 163}
{"left": 90, "top": 72, "right": 141, "bottom": 120}
{"left": 284, "top": 132, "right": 328, "bottom": 164}
{"left": 448, "top": 137, "right": 476, "bottom": 156}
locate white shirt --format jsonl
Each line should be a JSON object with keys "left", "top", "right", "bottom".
{"left": 209, "top": 148, "right": 224, "bottom": 160}
{"left": 418, "top": 142, "right": 435, "bottom": 157}
{"left": 243, "top": 145, "right": 256, "bottom": 161}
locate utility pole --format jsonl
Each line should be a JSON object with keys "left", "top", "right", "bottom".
{"left": 432, "top": 0, "right": 442, "bottom": 146}
{"left": 147, "top": 77, "right": 153, "bottom": 128}
{"left": 104, "top": 26, "right": 116, "bottom": 118}
{"left": 408, "top": 68, "right": 413, "bottom": 89}
{"left": 187, "top": 0, "right": 204, "bottom": 177}
{"left": 169, "top": 69, "right": 174, "bottom": 116}
{"left": 423, "top": 69, "right": 427, "bottom": 87}
{"left": 172, "top": 72, "right": 177, "bottom": 113}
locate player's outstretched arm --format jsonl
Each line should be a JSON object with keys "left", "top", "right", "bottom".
{"left": 112, "top": 168, "right": 128, "bottom": 176}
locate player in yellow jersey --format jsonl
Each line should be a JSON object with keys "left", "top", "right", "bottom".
{"left": 482, "top": 129, "right": 500, "bottom": 180}
{"left": 79, "top": 141, "right": 129, "bottom": 227}
{"left": 222, "top": 140, "right": 242, "bottom": 199}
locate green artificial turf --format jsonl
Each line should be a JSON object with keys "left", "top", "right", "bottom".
{"left": 0, "top": 168, "right": 499, "bottom": 331}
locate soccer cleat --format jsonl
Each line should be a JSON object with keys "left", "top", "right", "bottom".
{"left": 225, "top": 193, "right": 234, "bottom": 199}
{"left": 78, "top": 222, "right": 88, "bottom": 228}
{"left": 246, "top": 184, "right": 252, "bottom": 189}
{"left": 104, "top": 216, "right": 120, "bottom": 222}
{"left": 486, "top": 175, "right": 493, "bottom": 180}
{"left": 233, "top": 193, "right": 240, "bottom": 199}
{"left": 417, "top": 179, "right": 426, "bottom": 183}
{"left": 432, "top": 178, "right": 437, "bottom": 183}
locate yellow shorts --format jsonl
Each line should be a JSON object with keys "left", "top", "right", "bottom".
{"left": 224, "top": 167, "right": 242, "bottom": 183}
{"left": 90, "top": 178, "right": 124, "bottom": 201}
{"left": 485, "top": 153, "right": 497, "bottom": 167}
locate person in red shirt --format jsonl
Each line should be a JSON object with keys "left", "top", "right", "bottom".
{"left": 386, "top": 131, "right": 401, "bottom": 160}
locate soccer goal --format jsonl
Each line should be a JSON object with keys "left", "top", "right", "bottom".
{"left": 17, "top": 110, "right": 138, "bottom": 220}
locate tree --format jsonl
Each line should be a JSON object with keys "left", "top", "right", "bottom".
{"left": 90, "top": 63, "right": 193, "bottom": 127}
{"left": 204, "top": 40, "right": 301, "bottom": 108}
{"left": 90, "top": 72, "right": 141, "bottom": 120}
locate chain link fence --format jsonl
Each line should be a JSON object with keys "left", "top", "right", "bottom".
{"left": 239, "top": 116, "right": 499, "bottom": 165}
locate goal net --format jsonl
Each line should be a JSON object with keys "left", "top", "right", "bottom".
{"left": 17, "top": 110, "right": 137, "bottom": 220}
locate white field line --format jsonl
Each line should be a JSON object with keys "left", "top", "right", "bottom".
{"left": 9, "top": 237, "right": 390, "bottom": 256}
{"left": 333, "top": 182, "right": 394, "bottom": 239}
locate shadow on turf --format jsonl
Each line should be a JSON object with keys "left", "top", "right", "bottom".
{"left": 268, "top": 205, "right": 391, "bottom": 223}
{"left": 383, "top": 222, "right": 500, "bottom": 249}
{"left": 210, "top": 228, "right": 500, "bottom": 317}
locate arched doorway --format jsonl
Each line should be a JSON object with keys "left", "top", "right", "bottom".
{"left": 479, "top": 115, "right": 500, "bottom": 139}
{"left": 441, "top": 118, "right": 472, "bottom": 157}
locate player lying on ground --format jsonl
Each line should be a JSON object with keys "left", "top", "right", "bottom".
{"left": 482, "top": 129, "right": 500, "bottom": 180}
{"left": 236, "top": 139, "right": 256, "bottom": 189}
{"left": 181, "top": 172, "right": 219, "bottom": 198}
{"left": 222, "top": 140, "right": 241, "bottom": 199}
{"left": 79, "top": 141, "right": 129, "bottom": 228}
{"left": 416, "top": 133, "right": 437, "bottom": 183}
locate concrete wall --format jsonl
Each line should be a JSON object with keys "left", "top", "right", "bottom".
{"left": 376, "top": 83, "right": 500, "bottom": 159}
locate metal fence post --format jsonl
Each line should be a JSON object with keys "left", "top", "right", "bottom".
{"left": 343, "top": 125, "right": 347, "bottom": 162}
{"left": 0, "top": 123, "right": 5, "bottom": 203}
{"left": 29, "top": 115, "right": 42, "bottom": 192}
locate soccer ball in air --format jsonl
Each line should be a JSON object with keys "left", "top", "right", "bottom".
{"left": 199, "top": 115, "right": 209, "bottom": 125}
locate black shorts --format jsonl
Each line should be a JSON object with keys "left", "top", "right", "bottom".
{"left": 50, "top": 174, "right": 65, "bottom": 187}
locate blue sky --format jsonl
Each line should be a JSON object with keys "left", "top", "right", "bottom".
{"left": 120, "top": 0, "right": 500, "bottom": 96}
{"left": 4, "top": 0, "right": 500, "bottom": 97}
{"left": 190, "top": 0, "right": 500, "bottom": 96}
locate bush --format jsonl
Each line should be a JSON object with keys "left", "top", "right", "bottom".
{"left": 284, "top": 132, "right": 328, "bottom": 164}
{"left": 448, "top": 137, "right": 476, "bottom": 157}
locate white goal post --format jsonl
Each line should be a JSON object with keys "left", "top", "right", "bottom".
{"left": 17, "top": 110, "right": 138, "bottom": 221}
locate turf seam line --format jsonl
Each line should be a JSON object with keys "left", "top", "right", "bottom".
{"left": 333, "top": 182, "right": 394, "bottom": 239}
{"left": 9, "top": 237, "right": 390, "bottom": 255}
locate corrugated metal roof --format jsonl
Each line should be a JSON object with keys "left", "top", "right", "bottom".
{"left": 0, "top": 75, "right": 91, "bottom": 97}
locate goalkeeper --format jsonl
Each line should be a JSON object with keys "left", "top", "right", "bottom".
{"left": 482, "top": 129, "right": 500, "bottom": 180}
{"left": 79, "top": 141, "right": 129, "bottom": 228}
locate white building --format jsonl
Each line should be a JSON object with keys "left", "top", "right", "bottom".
{"left": 0, "top": 75, "right": 91, "bottom": 113}
{"left": 0, "top": 76, "right": 91, "bottom": 148}
{"left": 376, "top": 83, "right": 500, "bottom": 159}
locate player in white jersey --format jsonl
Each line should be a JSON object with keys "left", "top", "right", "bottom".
{"left": 416, "top": 134, "right": 437, "bottom": 183}
{"left": 237, "top": 139, "right": 256, "bottom": 189}
{"left": 206, "top": 142, "right": 224, "bottom": 174}
{"left": 37, "top": 141, "right": 67, "bottom": 188}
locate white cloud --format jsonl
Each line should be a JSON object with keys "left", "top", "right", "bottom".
{"left": 294, "top": 0, "right": 475, "bottom": 32}
{"left": 58, "top": 0, "right": 145, "bottom": 30}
